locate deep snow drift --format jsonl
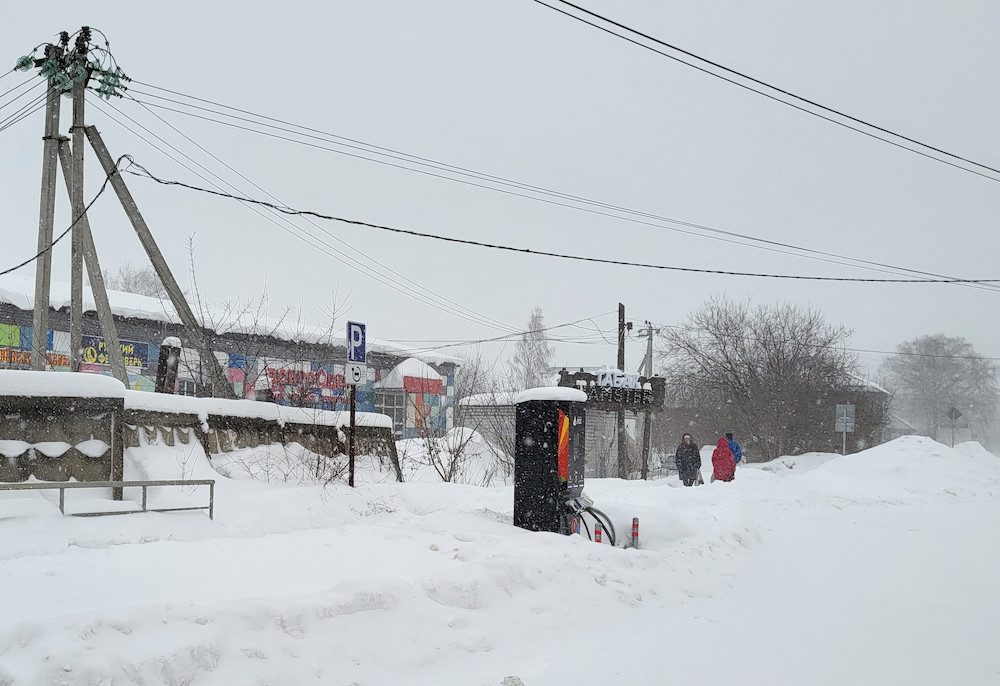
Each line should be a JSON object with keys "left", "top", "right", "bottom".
{"left": 1, "top": 435, "right": 998, "bottom": 685}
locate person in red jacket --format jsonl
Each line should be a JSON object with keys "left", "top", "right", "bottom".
{"left": 711, "top": 437, "right": 736, "bottom": 482}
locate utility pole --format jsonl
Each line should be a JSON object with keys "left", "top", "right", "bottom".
{"left": 30, "top": 67, "right": 63, "bottom": 370}
{"left": 68, "top": 36, "right": 88, "bottom": 371}
{"left": 637, "top": 321, "right": 657, "bottom": 480}
{"left": 17, "top": 29, "right": 235, "bottom": 398}
{"left": 56, "top": 140, "right": 128, "bottom": 383}
{"left": 86, "top": 125, "right": 235, "bottom": 398}
{"left": 616, "top": 303, "right": 631, "bottom": 479}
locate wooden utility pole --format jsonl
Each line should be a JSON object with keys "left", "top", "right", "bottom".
{"left": 30, "top": 77, "right": 62, "bottom": 370}
{"left": 85, "top": 125, "right": 236, "bottom": 399}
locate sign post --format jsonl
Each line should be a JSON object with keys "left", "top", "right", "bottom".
{"left": 945, "top": 407, "right": 963, "bottom": 447}
{"left": 346, "top": 321, "right": 367, "bottom": 488}
{"left": 835, "top": 404, "right": 856, "bottom": 455}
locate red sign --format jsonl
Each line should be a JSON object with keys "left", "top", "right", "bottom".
{"left": 402, "top": 376, "right": 443, "bottom": 394}
{"left": 267, "top": 367, "right": 345, "bottom": 390}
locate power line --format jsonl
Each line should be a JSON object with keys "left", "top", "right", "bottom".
{"left": 120, "top": 159, "right": 1000, "bottom": 285}
{"left": 0, "top": 86, "right": 49, "bottom": 133}
{"left": 389, "top": 311, "right": 619, "bottom": 354}
{"left": 0, "top": 156, "right": 123, "bottom": 277}
{"left": 89, "top": 99, "right": 520, "bottom": 335}
{"left": 534, "top": 0, "right": 1000, "bottom": 183}
{"left": 0, "top": 75, "right": 39, "bottom": 104}
{"left": 645, "top": 319, "right": 1000, "bottom": 362}
{"left": 118, "top": 92, "right": 518, "bottom": 335}
{"left": 122, "top": 83, "right": 1000, "bottom": 293}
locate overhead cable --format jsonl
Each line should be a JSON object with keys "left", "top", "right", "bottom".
{"left": 533, "top": 0, "right": 1000, "bottom": 183}
{"left": 122, "top": 83, "right": 999, "bottom": 292}
{"left": 117, "top": 92, "right": 519, "bottom": 334}
{"left": 120, "top": 159, "right": 1000, "bottom": 285}
{"left": 0, "top": 156, "right": 123, "bottom": 276}
{"left": 90, "top": 100, "right": 520, "bottom": 334}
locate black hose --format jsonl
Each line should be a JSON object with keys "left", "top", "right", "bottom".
{"left": 586, "top": 506, "right": 616, "bottom": 546}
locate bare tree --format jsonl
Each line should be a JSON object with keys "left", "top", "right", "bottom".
{"left": 510, "top": 306, "right": 554, "bottom": 390}
{"left": 104, "top": 263, "right": 168, "bottom": 298}
{"left": 880, "top": 334, "right": 998, "bottom": 443}
{"left": 181, "top": 235, "right": 345, "bottom": 400}
{"left": 452, "top": 349, "right": 518, "bottom": 478}
{"left": 658, "top": 297, "right": 873, "bottom": 461}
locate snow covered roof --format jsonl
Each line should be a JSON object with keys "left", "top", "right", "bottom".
{"left": 377, "top": 357, "right": 444, "bottom": 389}
{"left": 0, "top": 273, "right": 461, "bottom": 365}
{"left": 459, "top": 391, "right": 518, "bottom": 407}
{"left": 515, "top": 387, "right": 588, "bottom": 404}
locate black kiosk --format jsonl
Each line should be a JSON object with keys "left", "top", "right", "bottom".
{"left": 513, "top": 387, "right": 587, "bottom": 534}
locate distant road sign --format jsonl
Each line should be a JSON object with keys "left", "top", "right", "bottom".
{"left": 346, "top": 363, "right": 365, "bottom": 386}
{"left": 946, "top": 407, "right": 962, "bottom": 422}
{"left": 347, "top": 321, "right": 366, "bottom": 363}
{"left": 835, "top": 404, "right": 856, "bottom": 433}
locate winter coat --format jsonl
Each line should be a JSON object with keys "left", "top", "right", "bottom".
{"left": 675, "top": 439, "right": 701, "bottom": 485}
{"left": 727, "top": 438, "right": 744, "bottom": 465}
{"left": 712, "top": 438, "right": 736, "bottom": 482}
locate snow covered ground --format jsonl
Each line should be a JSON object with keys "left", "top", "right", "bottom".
{"left": 1, "top": 435, "right": 998, "bottom": 685}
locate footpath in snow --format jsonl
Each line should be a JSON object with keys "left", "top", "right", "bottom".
{"left": 0, "top": 436, "right": 998, "bottom": 685}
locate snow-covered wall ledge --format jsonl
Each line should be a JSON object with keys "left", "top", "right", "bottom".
{"left": 0, "top": 369, "right": 127, "bottom": 398}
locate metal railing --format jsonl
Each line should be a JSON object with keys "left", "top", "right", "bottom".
{"left": 0, "top": 480, "right": 215, "bottom": 519}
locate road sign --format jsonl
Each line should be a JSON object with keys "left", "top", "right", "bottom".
{"left": 835, "top": 404, "right": 856, "bottom": 433}
{"left": 946, "top": 407, "right": 962, "bottom": 422}
{"left": 346, "top": 362, "right": 365, "bottom": 386}
{"left": 347, "top": 321, "right": 366, "bottom": 363}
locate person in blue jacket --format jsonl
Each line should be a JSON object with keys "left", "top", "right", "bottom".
{"left": 726, "top": 432, "right": 744, "bottom": 466}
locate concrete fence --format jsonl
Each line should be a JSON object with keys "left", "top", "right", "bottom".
{"left": 0, "top": 370, "right": 397, "bottom": 484}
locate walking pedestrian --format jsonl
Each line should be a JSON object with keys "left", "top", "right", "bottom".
{"left": 726, "top": 432, "right": 744, "bottom": 466}
{"left": 711, "top": 437, "right": 736, "bottom": 482}
{"left": 675, "top": 433, "right": 702, "bottom": 487}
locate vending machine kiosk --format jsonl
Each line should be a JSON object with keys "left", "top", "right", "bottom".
{"left": 513, "top": 387, "right": 587, "bottom": 534}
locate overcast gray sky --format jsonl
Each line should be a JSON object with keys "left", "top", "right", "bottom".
{"left": 3, "top": 0, "right": 999, "bottom": 376}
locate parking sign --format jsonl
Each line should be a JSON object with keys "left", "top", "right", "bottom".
{"left": 347, "top": 321, "right": 366, "bottom": 363}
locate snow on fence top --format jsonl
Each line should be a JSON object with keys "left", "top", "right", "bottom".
{"left": 0, "top": 371, "right": 391, "bottom": 428}
{"left": 122, "top": 390, "right": 391, "bottom": 428}
{"left": 514, "top": 387, "right": 588, "bottom": 404}
{"left": 0, "top": 369, "right": 127, "bottom": 398}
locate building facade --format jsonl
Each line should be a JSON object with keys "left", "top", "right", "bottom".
{"left": 0, "top": 277, "right": 458, "bottom": 439}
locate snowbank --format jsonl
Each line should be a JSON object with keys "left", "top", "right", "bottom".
{"left": 1, "top": 432, "right": 999, "bottom": 684}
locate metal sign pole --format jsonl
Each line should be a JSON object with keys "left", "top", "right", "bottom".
{"left": 349, "top": 385, "right": 356, "bottom": 487}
